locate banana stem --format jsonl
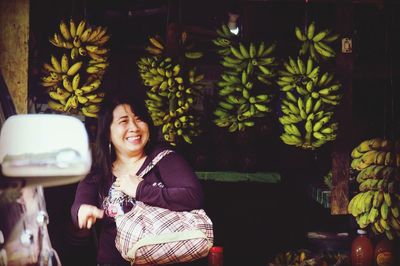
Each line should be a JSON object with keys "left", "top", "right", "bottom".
{"left": 305, "top": 130, "right": 312, "bottom": 146}
{"left": 169, "top": 94, "right": 177, "bottom": 113}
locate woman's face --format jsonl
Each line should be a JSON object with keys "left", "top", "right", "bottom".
{"left": 110, "top": 104, "right": 150, "bottom": 158}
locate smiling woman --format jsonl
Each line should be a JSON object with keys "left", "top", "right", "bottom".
{"left": 71, "top": 91, "right": 205, "bottom": 265}
{"left": 110, "top": 104, "right": 150, "bottom": 177}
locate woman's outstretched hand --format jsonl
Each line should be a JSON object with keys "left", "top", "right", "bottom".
{"left": 78, "top": 204, "right": 104, "bottom": 229}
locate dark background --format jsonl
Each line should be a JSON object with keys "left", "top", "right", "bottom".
{"left": 27, "top": 0, "right": 400, "bottom": 265}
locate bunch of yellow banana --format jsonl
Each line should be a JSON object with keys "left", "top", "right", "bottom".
{"left": 277, "top": 56, "right": 319, "bottom": 94}
{"left": 348, "top": 137, "right": 400, "bottom": 239}
{"left": 144, "top": 35, "right": 165, "bottom": 56}
{"left": 137, "top": 35, "right": 204, "bottom": 145}
{"left": 279, "top": 93, "right": 338, "bottom": 149}
{"left": 348, "top": 190, "right": 400, "bottom": 240}
{"left": 49, "top": 19, "right": 110, "bottom": 61}
{"left": 351, "top": 138, "right": 400, "bottom": 171}
{"left": 42, "top": 18, "right": 110, "bottom": 118}
{"left": 277, "top": 65, "right": 340, "bottom": 149}
{"left": 277, "top": 56, "right": 342, "bottom": 105}
{"left": 277, "top": 22, "right": 343, "bottom": 150}
{"left": 42, "top": 53, "right": 106, "bottom": 117}
{"left": 213, "top": 69, "right": 273, "bottom": 132}
{"left": 269, "top": 249, "right": 311, "bottom": 266}
{"left": 212, "top": 25, "right": 277, "bottom": 132}
{"left": 222, "top": 41, "right": 277, "bottom": 81}
{"left": 161, "top": 112, "right": 201, "bottom": 145}
{"left": 310, "top": 72, "right": 342, "bottom": 106}
{"left": 294, "top": 21, "right": 339, "bottom": 62}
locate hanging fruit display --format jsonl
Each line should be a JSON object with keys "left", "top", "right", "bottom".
{"left": 348, "top": 138, "right": 400, "bottom": 240}
{"left": 212, "top": 24, "right": 277, "bottom": 132}
{"left": 277, "top": 21, "right": 341, "bottom": 149}
{"left": 137, "top": 33, "right": 204, "bottom": 146}
{"left": 41, "top": 19, "right": 110, "bottom": 117}
{"left": 295, "top": 21, "right": 339, "bottom": 62}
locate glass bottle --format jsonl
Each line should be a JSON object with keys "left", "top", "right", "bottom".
{"left": 208, "top": 246, "right": 223, "bottom": 266}
{"left": 351, "top": 229, "right": 373, "bottom": 266}
{"left": 374, "top": 238, "right": 395, "bottom": 266}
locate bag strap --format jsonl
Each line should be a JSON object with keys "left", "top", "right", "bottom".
{"left": 137, "top": 149, "right": 174, "bottom": 178}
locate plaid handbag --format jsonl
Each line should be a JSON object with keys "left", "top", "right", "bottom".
{"left": 110, "top": 150, "right": 214, "bottom": 265}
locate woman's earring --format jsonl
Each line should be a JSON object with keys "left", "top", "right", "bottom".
{"left": 108, "top": 143, "right": 112, "bottom": 156}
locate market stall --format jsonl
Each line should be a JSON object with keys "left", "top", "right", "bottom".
{"left": 1, "top": 0, "right": 400, "bottom": 265}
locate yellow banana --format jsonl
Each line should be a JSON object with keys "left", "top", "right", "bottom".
{"left": 72, "top": 73, "right": 80, "bottom": 91}
{"left": 61, "top": 54, "right": 69, "bottom": 73}
{"left": 85, "top": 104, "right": 100, "bottom": 113}
{"left": 86, "top": 66, "right": 102, "bottom": 74}
{"left": 62, "top": 77, "right": 73, "bottom": 92}
{"left": 87, "top": 51, "right": 106, "bottom": 61}
{"left": 184, "top": 51, "right": 203, "bottom": 59}
{"left": 59, "top": 20, "right": 71, "bottom": 40}
{"left": 67, "top": 61, "right": 83, "bottom": 76}
{"left": 249, "top": 42, "right": 256, "bottom": 58}
{"left": 48, "top": 100, "right": 65, "bottom": 112}
{"left": 312, "top": 29, "right": 330, "bottom": 42}
{"left": 81, "top": 106, "right": 98, "bottom": 118}
{"left": 306, "top": 21, "right": 316, "bottom": 40}
{"left": 50, "top": 55, "right": 62, "bottom": 73}
{"left": 73, "top": 35, "right": 81, "bottom": 48}
{"left": 77, "top": 95, "right": 88, "bottom": 104}
{"left": 80, "top": 27, "right": 92, "bottom": 42}
{"left": 383, "top": 192, "right": 392, "bottom": 207}
{"left": 149, "top": 36, "right": 164, "bottom": 50}
{"left": 295, "top": 26, "right": 307, "bottom": 41}
{"left": 76, "top": 19, "right": 86, "bottom": 37}
{"left": 69, "top": 18, "right": 77, "bottom": 38}
{"left": 297, "top": 57, "right": 305, "bottom": 74}
{"left": 71, "top": 47, "right": 79, "bottom": 60}
{"left": 93, "top": 34, "right": 110, "bottom": 45}
{"left": 90, "top": 27, "right": 108, "bottom": 43}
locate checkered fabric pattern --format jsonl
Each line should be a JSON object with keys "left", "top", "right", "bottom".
{"left": 115, "top": 201, "right": 214, "bottom": 265}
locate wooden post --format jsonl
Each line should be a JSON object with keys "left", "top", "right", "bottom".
{"left": 166, "top": 22, "right": 182, "bottom": 59}
{"left": 0, "top": 0, "right": 29, "bottom": 114}
{"left": 330, "top": 1, "right": 354, "bottom": 215}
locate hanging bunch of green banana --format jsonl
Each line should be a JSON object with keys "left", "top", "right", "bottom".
{"left": 212, "top": 24, "right": 277, "bottom": 132}
{"left": 137, "top": 35, "right": 204, "bottom": 146}
{"left": 295, "top": 21, "right": 339, "bottom": 62}
{"left": 277, "top": 20, "right": 341, "bottom": 149}
{"left": 144, "top": 32, "right": 204, "bottom": 60}
{"left": 277, "top": 55, "right": 341, "bottom": 149}
{"left": 41, "top": 18, "right": 110, "bottom": 117}
{"left": 212, "top": 24, "right": 238, "bottom": 56}
{"left": 348, "top": 137, "right": 400, "bottom": 240}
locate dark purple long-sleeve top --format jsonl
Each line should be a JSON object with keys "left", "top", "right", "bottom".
{"left": 70, "top": 145, "right": 204, "bottom": 265}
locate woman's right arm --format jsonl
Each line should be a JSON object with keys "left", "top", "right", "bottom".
{"left": 71, "top": 174, "right": 104, "bottom": 229}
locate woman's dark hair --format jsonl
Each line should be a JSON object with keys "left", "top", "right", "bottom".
{"left": 93, "top": 92, "right": 158, "bottom": 196}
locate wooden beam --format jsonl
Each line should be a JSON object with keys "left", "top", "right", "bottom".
{"left": 330, "top": 1, "right": 354, "bottom": 215}
{"left": 0, "top": 0, "right": 29, "bottom": 114}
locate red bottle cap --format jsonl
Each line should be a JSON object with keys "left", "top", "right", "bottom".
{"left": 210, "top": 246, "right": 223, "bottom": 253}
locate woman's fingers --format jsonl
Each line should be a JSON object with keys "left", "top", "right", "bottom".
{"left": 87, "top": 217, "right": 93, "bottom": 229}
{"left": 78, "top": 205, "right": 104, "bottom": 229}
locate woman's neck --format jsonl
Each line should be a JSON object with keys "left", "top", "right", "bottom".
{"left": 115, "top": 151, "right": 146, "bottom": 165}
{"left": 112, "top": 152, "right": 147, "bottom": 174}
